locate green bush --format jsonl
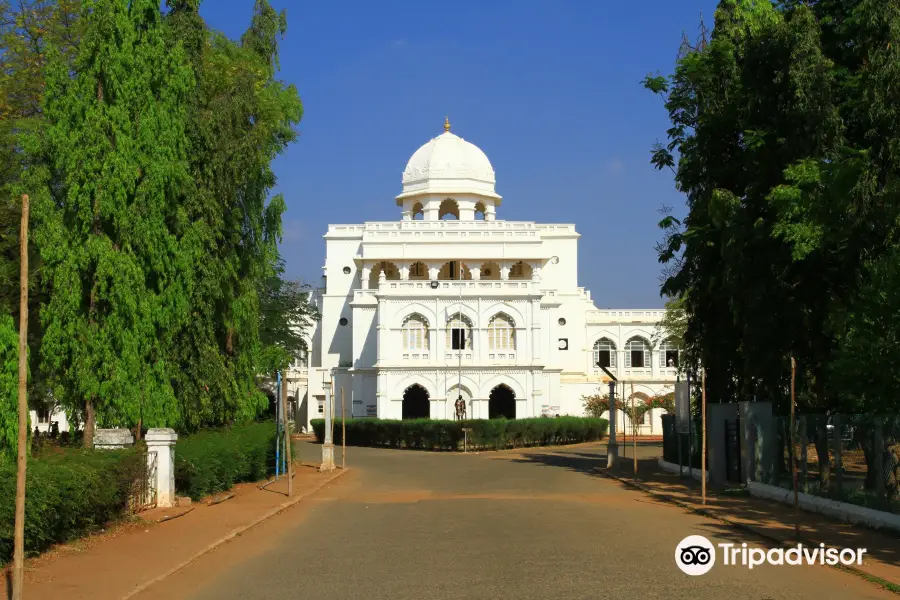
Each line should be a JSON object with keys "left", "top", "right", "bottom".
{"left": 0, "top": 448, "right": 143, "bottom": 564}
{"left": 174, "top": 421, "right": 276, "bottom": 500}
{"left": 311, "top": 417, "right": 608, "bottom": 451}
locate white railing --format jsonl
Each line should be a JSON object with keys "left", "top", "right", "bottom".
{"left": 586, "top": 309, "right": 666, "bottom": 323}
{"left": 327, "top": 221, "right": 577, "bottom": 237}
{"left": 379, "top": 280, "right": 535, "bottom": 294}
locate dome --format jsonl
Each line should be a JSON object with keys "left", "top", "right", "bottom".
{"left": 397, "top": 120, "right": 500, "bottom": 200}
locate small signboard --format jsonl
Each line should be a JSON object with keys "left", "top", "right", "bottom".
{"left": 675, "top": 381, "right": 690, "bottom": 434}
{"left": 366, "top": 404, "right": 377, "bottom": 417}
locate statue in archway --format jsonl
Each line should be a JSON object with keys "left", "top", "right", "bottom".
{"left": 455, "top": 395, "right": 466, "bottom": 421}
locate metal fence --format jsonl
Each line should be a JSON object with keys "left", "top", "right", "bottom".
{"left": 661, "top": 414, "right": 705, "bottom": 470}
{"left": 752, "top": 414, "right": 900, "bottom": 515}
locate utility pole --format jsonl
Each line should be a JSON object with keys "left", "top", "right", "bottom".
{"left": 13, "top": 195, "right": 30, "bottom": 600}
{"left": 280, "top": 372, "right": 293, "bottom": 496}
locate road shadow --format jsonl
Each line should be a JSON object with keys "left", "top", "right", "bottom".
{"left": 506, "top": 449, "right": 900, "bottom": 577}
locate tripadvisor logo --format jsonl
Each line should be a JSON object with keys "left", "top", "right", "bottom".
{"left": 675, "top": 535, "right": 867, "bottom": 576}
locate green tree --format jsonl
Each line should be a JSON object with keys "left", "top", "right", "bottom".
{"left": 0, "top": 313, "right": 25, "bottom": 459}
{"left": 164, "top": 0, "right": 305, "bottom": 429}
{"left": 1, "top": 0, "right": 82, "bottom": 410}
{"left": 258, "top": 259, "right": 320, "bottom": 375}
{"left": 22, "top": 0, "right": 197, "bottom": 445}
{"left": 644, "top": 0, "right": 900, "bottom": 416}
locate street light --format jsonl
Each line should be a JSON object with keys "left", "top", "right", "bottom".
{"left": 598, "top": 364, "right": 618, "bottom": 468}
{"left": 319, "top": 371, "right": 335, "bottom": 472}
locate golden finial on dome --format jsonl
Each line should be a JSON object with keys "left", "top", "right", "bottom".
{"left": 444, "top": 116, "right": 451, "bottom": 132}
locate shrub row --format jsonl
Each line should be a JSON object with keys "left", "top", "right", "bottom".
{"left": 174, "top": 420, "right": 276, "bottom": 500}
{"left": 311, "top": 417, "right": 609, "bottom": 451}
{"left": 0, "top": 449, "right": 142, "bottom": 564}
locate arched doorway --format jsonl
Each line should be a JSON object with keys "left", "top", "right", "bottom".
{"left": 402, "top": 384, "right": 430, "bottom": 419}
{"left": 488, "top": 385, "right": 516, "bottom": 419}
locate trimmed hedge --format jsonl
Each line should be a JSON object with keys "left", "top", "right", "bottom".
{"left": 0, "top": 449, "right": 143, "bottom": 564}
{"left": 174, "top": 421, "right": 276, "bottom": 500}
{"left": 311, "top": 417, "right": 609, "bottom": 451}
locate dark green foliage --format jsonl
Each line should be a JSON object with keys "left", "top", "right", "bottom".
{"left": 311, "top": 418, "right": 609, "bottom": 451}
{"left": 0, "top": 449, "right": 142, "bottom": 564}
{"left": 645, "top": 1, "right": 900, "bottom": 413}
{"left": 174, "top": 421, "right": 276, "bottom": 500}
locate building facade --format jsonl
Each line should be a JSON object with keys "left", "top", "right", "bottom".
{"left": 294, "top": 120, "right": 678, "bottom": 433}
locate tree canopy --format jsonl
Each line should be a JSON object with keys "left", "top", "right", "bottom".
{"left": 3, "top": 0, "right": 315, "bottom": 443}
{"left": 645, "top": 0, "right": 900, "bottom": 413}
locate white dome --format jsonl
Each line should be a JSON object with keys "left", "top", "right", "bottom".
{"left": 398, "top": 125, "right": 500, "bottom": 200}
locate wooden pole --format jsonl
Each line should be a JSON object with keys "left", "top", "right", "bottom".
{"left": 341, "top": 386, "right": 346, "bottom": 469}
{"left": 701, "top": 367, "right": 707, "bottom": 505}
{"left": 791, "top": 356, "right": 799, "bottom": 540}
{"left": 13, "top": 195, "right": 30, "bottom": 600}
{"left": 280, "top": 373, "right": 292, "bottom": 497}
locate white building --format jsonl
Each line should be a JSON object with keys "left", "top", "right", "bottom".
{"left": 290, "top": 119, "right": 678, "bottom": 433}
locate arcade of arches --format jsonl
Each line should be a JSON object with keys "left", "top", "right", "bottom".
{"left": 401, "top": 384, "right": 517, "bottom": 420}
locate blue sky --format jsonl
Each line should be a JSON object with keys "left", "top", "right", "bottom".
{"left": 200, "top": 0, "right": 718, "bottom": 308}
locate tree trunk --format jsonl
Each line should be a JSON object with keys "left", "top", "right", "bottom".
{"left": 82, "top": 397, "right": 96, "bottom": 448}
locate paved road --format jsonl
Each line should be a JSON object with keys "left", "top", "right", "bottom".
{"left": 141, "top": 442, "right": 892, "bottom": 600}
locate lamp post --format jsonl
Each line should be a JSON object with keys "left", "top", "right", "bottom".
{"left": 599, "top": 365, "right": 618, "bottom": 468}
{"left": 320, "top": 371, "right": 335, "bottom": 472}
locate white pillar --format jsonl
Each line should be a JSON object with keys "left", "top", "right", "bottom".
{"left": 470, "top": 267, "right": 481, "bottom": 281}
{"left": 361, "top": 266, "right": 371, "bottom": 290}
{"left": 320, "top": 383, "right": 335, "bottom": 471}
{"left": 500, "top": 263, "right": 511, "bottom": 280}
{"left": 146, "top": 428, "right": 178, "bottom": 508}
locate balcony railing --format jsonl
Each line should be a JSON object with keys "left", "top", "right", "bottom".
{"left": 327, "top": 221, "right": 577, "bottom": 239}
{"left": 586, "top": 309, "right": 666, "bottom": 323}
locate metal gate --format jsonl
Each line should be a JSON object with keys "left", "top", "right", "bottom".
{"left": 724, "top": 418, "right": 742, "bottom": 484}
{"left": 128, "top": 448, "right": 157, "bottom": 513}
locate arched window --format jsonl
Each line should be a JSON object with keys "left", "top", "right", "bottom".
{"left": 446, "top": 313, "right": 472, "bottom": 350}
{"left": 625, "top": 337, "right": 650, "bottom": 368}
{"left": 509, "top": 261, "right": 533, "bottom": 280}
{"left": 480, "top": 261, "right": 501, "bottom": 280}
{"left": 439, "top": 198, "right": 459, "bottom": 220}
{"left": 369, "top": 261, "right": 400, "bottom": 288}
{"left": 291, "top": 347, "right": 308, "bottom": 369}
{"left": 438, "top": 261, "right": 471, "bottom": 280}
{"left": 411, "top": 201, "right": 424, "bottom": 220}
{"left": 402, "top": 314, "right": 429, "bottom": 351}
{"left": 660, "top": 338, "right": 680, "bottom": 368}
{"left": 593, "top": 338, "right": 616, "bottom": 368}
{"left": 474, "top": 201, "right": 486, "bottom": 220}
{"left": 409, "top": 261, "right": 428, "bottom": 280}
{"left": 488, "top": 313, "right": 515, "bottom": 350}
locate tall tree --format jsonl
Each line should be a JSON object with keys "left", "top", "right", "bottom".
{"left": 1, "top": 0, "right": 82, "bottom": 410}
{"left": 644, "top": 0, "right": 900, "bottom": 417}
{"left": 164, "top": 0, "right": 305, "bottom": 429}
{"left": 22, "top": 0, "right": 196, "bottom": 444}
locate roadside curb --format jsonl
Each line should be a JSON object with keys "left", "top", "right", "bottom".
{"left": 596, "top": 468, "right": 900, "bottom": 596}
{"left": 121, "top": 467, "right": 349, "bottom": 600}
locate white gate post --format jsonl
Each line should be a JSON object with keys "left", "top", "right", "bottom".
{"left": 146, "top": 428, "right": 178, "bottom": 508}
